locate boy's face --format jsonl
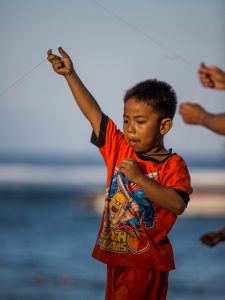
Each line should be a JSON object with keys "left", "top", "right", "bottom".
{"left": 123, "top": 97, "right": 165, "bottom": 154}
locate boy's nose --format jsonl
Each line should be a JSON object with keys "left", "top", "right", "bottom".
{"left": 127, "top": 123, "right": 136, "bottom": 133}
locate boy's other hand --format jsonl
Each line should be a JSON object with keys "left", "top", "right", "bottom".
{"left": 47, "top": 47, "right": 74, "bottom": 77}
{"left": 119, "top": 158, "right": 143, "bottom": 183}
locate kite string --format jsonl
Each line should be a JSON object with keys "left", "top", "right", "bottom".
{"left": 0, "top": 58, "right": 47, "bottom": 98}
{"left": 0, "top": 2, "right": 205, "bottom": 293}
{"left": 182, "top": 77, "right": 199, "bottom": 156}
{"left": 90, "top": 0, "right": 197, "bottom": 69}
{"left": 0, "top": 2, "right": 199, "bottom": 98}
{"left": 90, "top": 0, "right": 202, "bottom": 160}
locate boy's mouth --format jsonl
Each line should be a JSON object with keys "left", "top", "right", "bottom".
{"left": 128, "top": 139, "right": 140, "bottom": 146}
{"left": 129, "top": 140, "right": 138, "bottom": 146}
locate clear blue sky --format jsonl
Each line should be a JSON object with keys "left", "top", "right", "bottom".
{"left": 0, "top": 0, "right": 225, "bottom": 160}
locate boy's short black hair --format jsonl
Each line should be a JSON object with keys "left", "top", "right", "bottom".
{"left": 123, "top": 79, "right": 177, "bottom": 119}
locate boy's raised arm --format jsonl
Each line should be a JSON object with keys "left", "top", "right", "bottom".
{"left": 47, "top": 47, "right": 102, "bottom": 137}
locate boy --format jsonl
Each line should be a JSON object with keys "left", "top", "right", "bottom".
{"left": 47, "top": 47, "right": 192, "bottom": 300}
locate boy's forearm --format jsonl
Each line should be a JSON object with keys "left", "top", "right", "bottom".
{"left": 135, "top": 175, "right": 186, "bottom": 215}
{"left": 65, "top": 71, "right": 102, "bottom": 136}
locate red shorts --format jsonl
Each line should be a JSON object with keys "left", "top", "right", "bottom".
{"left": 105, "top": 265, "right": 168, "bottom": 300}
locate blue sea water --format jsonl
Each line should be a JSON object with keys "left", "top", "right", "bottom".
{"left": 0, "top": 154, "right": 224, "bottom": 299}
{"left": 0, "top": 188, "right": 224, "bottom": 300}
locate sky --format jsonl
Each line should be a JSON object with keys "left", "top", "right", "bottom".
{"left": 0, "top": 0, "right": 225, "bottom": 162}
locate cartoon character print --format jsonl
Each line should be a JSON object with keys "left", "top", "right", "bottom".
{"left": 108, "top": 171, "right": 155, "bottom": 230}
{"left": 99, "top": 169, "right": 155, "bottom": 254}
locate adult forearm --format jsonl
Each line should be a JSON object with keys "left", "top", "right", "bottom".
{"left": 201, "top": 112, "right": 225, "bottom": 135}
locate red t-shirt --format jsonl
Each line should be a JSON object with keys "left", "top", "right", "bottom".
{"left": 91, "top": 115, "right": 192, "bottom": 271}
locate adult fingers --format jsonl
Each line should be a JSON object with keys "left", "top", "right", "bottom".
{"left": 199, "top": 65, "right": 219, "bottom": 76}
{"left": 47, "top": 49, "right": 52, "bottom": 56}
{"left": 179, "top": 102, "right": 195, "bottom": 111}
{"left": 200, "top": 77, "right": 214, "bottom": 88}
{"left": 198, "top": 63, "right": 206, "bottom": 73}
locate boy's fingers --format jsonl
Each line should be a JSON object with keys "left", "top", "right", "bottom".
{"left": 58, "top": 47, "right": 70, "bottom": 58}
{"left": 47, "top": 49, "right": 58, "bottom": 61}
{"left": 48, "top": 55, "right": 61, "bottom": 64}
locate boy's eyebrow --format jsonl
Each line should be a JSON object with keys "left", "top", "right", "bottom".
{"left": 123, "top": 114, "right": 146, "bottom": 118}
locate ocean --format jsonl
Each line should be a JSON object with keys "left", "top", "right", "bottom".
{"left": 0, "top": 155, "right": 224, "bottom": 299}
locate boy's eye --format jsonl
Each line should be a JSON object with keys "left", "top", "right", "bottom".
{"left": 137, "top": 120, "right": 145, "bottom": 124}
{"left": 123, "top": 120, "right": 128, "bottom": 124}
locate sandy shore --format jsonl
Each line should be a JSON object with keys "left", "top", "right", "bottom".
{"left": 184, "top": 191, "right": 225, "bottom": 217}
{"left": 185, "top": 169, "right": 225, "bottom": 217}
{"left": 0, "top": 164, "right": 224, "bottom": 216}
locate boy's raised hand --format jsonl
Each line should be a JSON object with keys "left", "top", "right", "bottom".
{"left": 47, "top": 47, "right": 74, "bottom": 76}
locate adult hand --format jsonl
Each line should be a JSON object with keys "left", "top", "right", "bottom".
{"left": 179, "top": 102, "right": 206, "bottom": 125}
{"left": 198, "top": 63, "right": 225, "bottom": 90}
{"left": 200, "top": 229, "right": 225, "bottom": 247}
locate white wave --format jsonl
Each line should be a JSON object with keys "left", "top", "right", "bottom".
{"left": 0, "top": 164, "right": 106, "bottom": 186}
{"left": 190, "top": 169, "right": 225, "bottom": 188}
{"left": 0, "top": 164, "right": 224, "bottom": 188}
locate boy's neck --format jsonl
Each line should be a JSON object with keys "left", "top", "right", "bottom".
{"left": 142, "top": 146, "right": 172, "bottom": 161}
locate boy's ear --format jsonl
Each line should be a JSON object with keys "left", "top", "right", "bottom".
{"left": 160, "top": 118, "right": 173, "bottom": 135}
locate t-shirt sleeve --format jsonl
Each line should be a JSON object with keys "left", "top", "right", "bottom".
{"left": 174, "top": 189, "right": 190, "bottom": 206}
{"left": 91, "top": 113, "right": 109, "bottom": 148}
{"left": 91, "top": 113, "right": 126, "bottom": 165}
{"left": 162, "top": 156, "right": 193, "bottom": 206}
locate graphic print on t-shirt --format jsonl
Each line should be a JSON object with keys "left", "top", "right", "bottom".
{"left": 98, "top": 169, "right": 156, "bottom": 254}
